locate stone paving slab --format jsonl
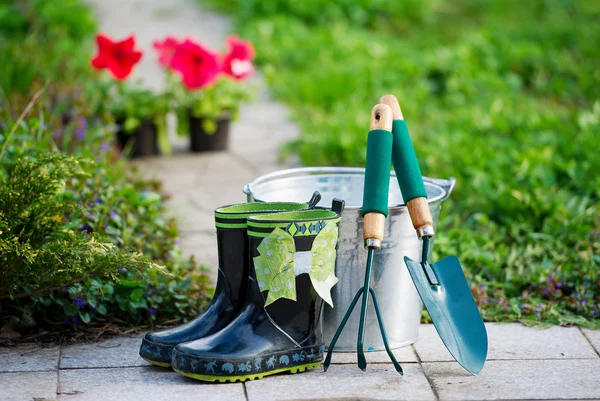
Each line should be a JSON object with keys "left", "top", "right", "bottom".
{"left": 61, "top": 335, "right": 146, "bottom": 369}
{"left": 245, "top": 364, "right": 436, "bottom": 401}
{"left": 423, "top": 359, "right": 600, "bottom": 400}
{"left": 326, "top": 346, "right": 418, "bottom": 364}
{"left": 0, "top": 370, "right": 58, "bottom": 401}
{"left": 0, "top": 343, "right": 59, "bottom": 372}
{"left": 413, "top": 323, "right": 598, "bottom": 362}
{"left": 57, "top": 366, "right": 246, "bottom": 401}
{"left": 582, "top": 328, "right": 600, "bottom": 356}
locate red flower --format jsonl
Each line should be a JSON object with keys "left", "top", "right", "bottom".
{"left": 91, "top": 34, "right": 143, "bottom": 81}
{"left": 153, "top": 36, "right": 180, "bottom": 69}
{"left": 222, "top": 35, "right": 255, "bottom": 81}
{"left": 171, "top": 39, "right": 221, "bottom": 90}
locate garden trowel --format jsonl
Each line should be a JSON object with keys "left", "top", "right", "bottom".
{"left": 380, "top": 94, "right": 488, "bottom": 375}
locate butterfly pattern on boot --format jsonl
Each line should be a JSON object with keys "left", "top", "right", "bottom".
{"left": 254, "top": 222, "right": 339, "bottom": 307}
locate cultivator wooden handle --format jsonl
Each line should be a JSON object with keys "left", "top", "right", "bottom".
{"left": 379, "top": 95, "right": 434, "bottom": 239}
{"left": 362, "top": 103, "right": 393, "bottom": 249}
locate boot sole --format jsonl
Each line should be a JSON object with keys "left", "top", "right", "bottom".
{"left": 174, "top": 361, "right": 321, "bottom": 382}
{"left": 142, "top": 357, "right": 171, "bottom": 368}
{"left": 139, "top": 337, "right": 174, "bottom": 367}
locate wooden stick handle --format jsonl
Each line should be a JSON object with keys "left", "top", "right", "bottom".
{"left": 379, "top": 93, "right": 435, "bottom": 239}
{"left": 362, "top": 103, "right": 393, "bottom": 249}
{"left": 406, "top": 197, "right": 434, "bottom": 238}
{"left": 370, "top": 103, "right": 393, "bottom": 131}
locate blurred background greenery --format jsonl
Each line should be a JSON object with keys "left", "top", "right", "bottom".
{"left": 200, "top": 0, "right": 600, "bottom": 327}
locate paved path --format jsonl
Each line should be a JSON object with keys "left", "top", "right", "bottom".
{"left": 89, "top": 0, "right": 297, "bottom": 278}
{"left": 1, "top": 323, "right": 599, "bottom": 400}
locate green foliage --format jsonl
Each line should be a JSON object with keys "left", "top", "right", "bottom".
{"left": 202, "top": 0, "right": 600, "bottom": 327}
{"left": 168, "top": 74, "right": 254, "bottom": 135}
{"left": 0, "top": 0, "right": 213, "bottom": 331}
{"left": 0, "top": 108, "right": 211, "bottom": 330}
{"left": 0, "top": 153, "right": 159, "bottom": 299}
{"left": 0, "top": 0, "right": 96, "bottom": 107}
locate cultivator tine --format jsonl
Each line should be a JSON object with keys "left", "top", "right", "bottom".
{"left": 356, "top": 248, "right": 375, "bottom": 370}
{"left": 370, "top": 287, "right": 403, "bottom": 374}
{"left": 324, "top": 288, "right": 364, "bottom": 371}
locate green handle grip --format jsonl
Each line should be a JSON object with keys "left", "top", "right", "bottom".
{"left": 391, "top": 120, "right": 427, "bottom": 202}
{"left": 361, "top": 129, "right": 393, "bottom": 217}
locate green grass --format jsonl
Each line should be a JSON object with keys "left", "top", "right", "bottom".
{"left": 201, "top": 0, "right": 600, "bottom": 328}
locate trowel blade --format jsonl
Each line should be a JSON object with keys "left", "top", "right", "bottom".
{"left": 404, "top": 255, "right": 488, "bottom": 375}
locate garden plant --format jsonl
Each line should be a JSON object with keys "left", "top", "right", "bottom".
{"left": 0, "top": 0, "right": 212, "bottom": 340}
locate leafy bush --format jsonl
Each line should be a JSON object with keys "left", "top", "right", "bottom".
{"left": 0, "top": 108, "right": 211, "bottom": 332}
{"left": 0, "top": 153, "right": 159, "bottom": 299}
{"left": 202, "top": 0, "right": 600, "bottom": 327}
{"left": 0, "top": 0, "right": 213, "bottom": 334}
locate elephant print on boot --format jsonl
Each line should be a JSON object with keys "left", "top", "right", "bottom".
{"left": 221, "top": 363, "right": 234, "bottom": 374}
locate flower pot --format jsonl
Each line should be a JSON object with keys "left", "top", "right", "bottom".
{"left": 116, "top": 119, "right": 160, "bottom": 158}
{"left": 188, "top": 114, "right": 230, "bottom": 152}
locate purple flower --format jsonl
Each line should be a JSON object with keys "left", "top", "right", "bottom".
{"left": 479, "top": 284, "right": 485, "bottom": 289}
{"left": 110, "top": 211, "right": 118, "bottom": 219}
{"left": 80, "top": 225, "right": 91, "bottom": 234}
{"left": 497, "top": 299, "right": 502, "bottom": 305}
{"left": 542, "top": 289, "right": 548, "bottom": 295}
{"left": 519, "top": 305, "right": 526, "bottom": 310}
{"left": 94, "top": 198, "right": 103, "bottom": 205}
{"left": 119, "top": 267, "right": 127, "bottom": 273}
{"left": 505, "top": 305, "right": 510, "bottom": 310}
{"left": 580, "top": 300, "right": 587, "bottom": 306}
{"left": 75, "top": 117, "right": 87, "bottom": 139}
{"left": 74, "top": 298, "right": 85, "bottom": 308}
{"left": 483, "top": 298, "right": 488, "bottom": 304}
{"left": 538, "top": 303, "right": 543, "bottom": 308}
{"left": 547, "top": 274, "right": 554, "bottom": 283}
{"left": 556, "top": 282, "right": 563, "bottom": 289}
{"left": 63, "top": 318, "right": 70, "bottom": 324}
{"left": 61, "top": 287, "right": 67, "bottom": 292}
{"left": 521, "top": 293, "right": 526, "bottom": 299}
{"left": 53, "top": 129, "right": 64, "bottom": 139}
{"left": 149, "top": 308, "right": 158, "bottom": 316}
{"left": 100, "top": 142, "right": 109, "bottom": 152}
{"left": 72, "top": 316, "right": 80, "bottom": 323}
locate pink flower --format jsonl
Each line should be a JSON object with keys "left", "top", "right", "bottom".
{"left": 171, "top": 39, "right": 222, "bottom": 90}
{"left": 153, "top": 36, "right": 180, "bottom": 69}
{"left": 222, "top": 35, "right": 255, "bottom": 81}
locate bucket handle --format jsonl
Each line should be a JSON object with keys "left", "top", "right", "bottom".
{"left": 243, "top": 184, "right": 254, "bottom": 202}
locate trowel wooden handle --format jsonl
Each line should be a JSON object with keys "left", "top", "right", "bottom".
{"left": 363, "top": 104, "right": 393, "bottom": 249}
{"left": 407, "top": 197, "right": 434, "bottom": 237}
{"left": 379, "top": 94, "right": 434, "bottom": 238}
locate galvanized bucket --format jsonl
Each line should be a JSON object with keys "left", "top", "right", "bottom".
{"left": 244, "top": 167, "right": 455, "bottom": 351}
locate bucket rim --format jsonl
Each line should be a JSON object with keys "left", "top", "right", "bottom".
{"left": 244, "top": 167, "right": 456, "bottom": 206}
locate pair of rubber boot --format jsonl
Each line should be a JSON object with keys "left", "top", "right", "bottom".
{"left": 139, "top": 192, "right": 345, "bottom": 382}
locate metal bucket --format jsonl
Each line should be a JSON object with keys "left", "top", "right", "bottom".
{"left": 244, "top": 167, "right": 455, "bottom": 351}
